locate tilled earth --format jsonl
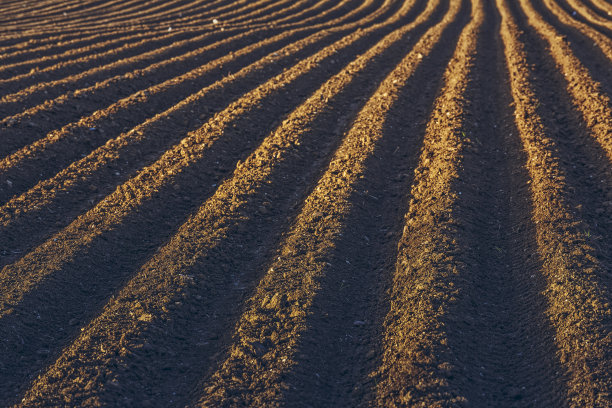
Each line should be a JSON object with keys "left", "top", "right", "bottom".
{"left": 0, "top": 0, "right": 611, "bottom": 406}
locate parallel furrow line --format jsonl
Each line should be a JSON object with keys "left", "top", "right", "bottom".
{"left": 6, "top": 2, "right": 429, "bottom": 405}
{"left": 0, "top": 0, "right": 400, "bottom": 320}
{"left": 0, "top": 29, "right": 182, "bottom": 79}
{"left": 0, "top": 0, "right": 385, "bottom": 202}
{"left": 541, "top": 0, "right": 612, "bottom": 60}
{"left": 2, "top": 0, "right": 235, "bottom": 31}
{"left": 517, "top": 0, "right": 612, "bottom": 169}
{"left": 373, "top": 0, "right": 492, "bottom": 405}
{"left": 589, "top": 0, "right": 612, "bottom": 17}
{"left": 197, "top": 1, "right": 465, "bottom": 405}
{"left": 0, "top": 0, "right": 369, "bottom": 133}
{"left": 564, "top": 0, "right": 612, "bottom": 32}
{"left": 9, "top": 0, "right": 286, "bottom": 33}
{"left": 0, "top": 0, "right": 310, "bottom": 100}
{"left": 498, "top": 0, "right": 612, "bottom": 405}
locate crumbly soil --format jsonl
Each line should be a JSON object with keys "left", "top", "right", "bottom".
{"left": 1, "top": 0, "right": 610, "bottom": 407}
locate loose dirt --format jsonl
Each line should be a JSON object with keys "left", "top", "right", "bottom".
{"left": 1, "top": 0, "right": 610, "bottom": 407}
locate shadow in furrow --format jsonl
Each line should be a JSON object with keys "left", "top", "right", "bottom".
{"left": 0, "top": 23, "right": 372, "bottom": 271}
{"left": 521, "top": 0, "right": 612, "bottom": 98}
{"left": 509, "top": 0, "right": 612, "bottom": 300}
{"left": 0, "top": 14, "right": 417, "bottom": 404}
{"left": 0, "top": 29, "right": 332, "bottom": 204}
{"left": 441, "top": 2, "right": 566, "bottom": 405}
{"left": 279, "top": 3, "right": 474, "bottom": 406}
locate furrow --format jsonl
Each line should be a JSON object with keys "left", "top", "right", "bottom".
{"left": 76, "top": 0, "right": 259, "bottom": 28}
{"left": 371, "top": 0, "right": 517, "bottom": 405}
{"left": 0, "top": 29, "right": 225, "bottom": 100}
{"left": 588, "top": 0, "right": 612, "bottom": 17}
{"left": 19, "top": 0, "right": 286, "bottom": 33}
{"left": 0, "top": 28, "right": 159, "bottom": 57}
{"left": 0, "top": 0, "right": 394, "bottom": 257}
{"left": 0, "top": 28, "right": 172, "bottom": 66}
{"left": 0, "top": 0, "right": 145, "bottom": 26}
{"left": 8, "top": 4, "right": 445, "bottom": 405}
{"left": 6, "top": 0, "right": 233, "bottom": 31}
{"left": 0, "top": 0, "right": 180, "bottom": 32}
{"left": 50, "top": 0, "right": 213, "bottom": 26}
{"left": 0, "top": 0, "right": 406, "bottom": 336}
{"left": 0, "top": 30, "right": 308, "bottom": 202}
{"left": 0, "top": 0, "right": 311, "bottom": 85}
{"left": 64, "top": 0, "right": 272, "bottom": 32}
{"left": 513, "top": 0, "right": 612, "bottom": 164}
{"left": 540, "top": 0, "right": 612, "bottom": 63}
{"left": 375, "top": 0, "right": 568, "bottom": 405}
{"left": 0, "top": 4, "right": 301, "bottom": 102}
{"left": 0, "top": 29, "right": 176, "bottom": 80}
{"left": 4, "top": 1, "right": 607, "bottom": 406}
{"left": 564, "top": 0, "right": 612, "bottom": 32}
{"left": 498, "top": 0, "right": 612, "bottom": 405}
{"left": 0, "top": 27, "right": 250, "bottom": 125}
{"left": 196, "top": 1, "right": 466, "bottom": 405}
{"left": 0, "top": 12, "right": 264, "bottom": 45}
{"left": 279, "top": 6, "right": 473, "bottom": 408}
{"left": 0, "top": 0, "right": 359, "bottom": 112}
{"left": 0, "top": 0, "right": 374, "bottom": 199}
{"left": 0, "top": 0, "right": 95, "bottom": 22}
{"left": 0, "top": 0, "right": 369, "bottom": 141}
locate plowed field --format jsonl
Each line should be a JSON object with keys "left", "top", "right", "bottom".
{"left": 1, "top": 0, "right": 611, "bottom": 406}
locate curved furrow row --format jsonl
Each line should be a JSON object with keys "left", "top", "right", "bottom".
{"left": 4, "top": 0, "right": 128, "bottom": 16}
{"left": 525, "top": 0, "right": 612, "bottom": 109}
{"left": 0, "top": 0, "right": 317, "bottom": 102}
{"left": 0, "top": 0, "right": 378, "bottom": 159}
{"left": 69, "top": 0, "right": 287, "bottom": 33}
{"left": 269, "top": 6, "right": 473, "bottom": 407}
{"left": 0, "top": 29, "right": 165, "bottom": 59}
{"left": 564, "top": 0, "right": 612, "bottom": 32}
{"left": 0, "top": 0, "right": 402, "bottom": 313}
{"left": 0, "top": 28, "right": 208, "bottom": 81}
{"left": 5, "top": 0, "right": 284, "bottom": 34}
{"left": 0, "top": 6, "right": 281, "bottom": 50}
{"left": 137, "top": 0, "right": 301, "bottom": 28}
{"left": 0, "top": 0, "right": 269, "bottom": 45}
{"left": 540, "top": 0, "right": 612, "bottom": 62}
{"left": 0, "top": 0, "right": 149, "bottom": 26}
{"left": 0, "top": 24, "right": 247, "bottom": 114}
{"left": 0, "top": 1, "right": 419, "bottom": 402}
{"left": 0, "top": 0, "right": 191, "bottom": 32}
{"left": 0, "top": 0, "right": 221, "bottom": 31}
{"left": 0, "top": 8, "right": 226, "bottom": 49}
{"left": 588, "top": 0, "right": 612, "bottom": 17}
{"left": 52, "top": 0, "right": 221, "bottom": 27}
{"left": 0, "top": 25, "right": 157, "bottom": 47}
{"left": 0, "top": 29, "right": 181, "bottom": 79}
{"left": 520, "top": 0, "right": 612, "bottom": 156}
{"left": 1, "top": 1, "right": 610, "bottom": 406}
{"left": 515, "top": 0, "right": 612, "bottom": 164}
{"left": 197, "top": 1, "right": 466, "bottom": 406}
{"left": 0, "top": 1, "right": 270, "bottom": 77}
{"left": 376, "top": 0, "right": 576, "bottom": 405}
{"left": 0, "top": 0, "right": 359, "bottom": 71}
{"left": 374, "top": 0, "right": 502, "bottom": 405}
{"left": 0, "top": 0, "right": 391, "bottom": 219}
{"left": 8, "top": 4, "right": 450, "bottom": 404}
{"left": 498, "top": 0, "right": 612, "bottom": 405}
{"left": 0, "top": 0, "right": 97, "bottom": 22}
{"left": 0, "top": 29, "right": 206, "bottom": 97}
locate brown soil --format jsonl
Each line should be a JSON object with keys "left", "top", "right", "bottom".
{"left": 1, "top": 0, "right": 610, "bottom": 407}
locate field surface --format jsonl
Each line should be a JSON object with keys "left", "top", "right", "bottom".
{"left": 1, "top": 0, "right": 611, "bottom": 406}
